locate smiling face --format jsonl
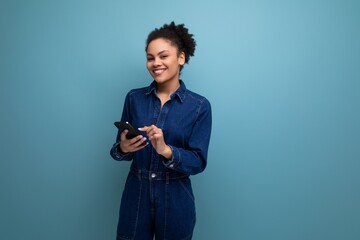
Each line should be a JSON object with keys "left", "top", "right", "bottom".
{"left": 146, "top": 38, "right": 185, "bottom": 86}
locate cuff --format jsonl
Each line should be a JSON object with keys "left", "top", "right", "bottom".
{"left": 111, "top": 142, "right": 128, "bottom": 159}
{"left": 162, "top": 145, "right": 180, "bottom": 169}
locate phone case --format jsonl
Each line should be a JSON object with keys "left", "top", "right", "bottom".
{"left": 114, "top": 121, "right": 140, "bottom": 139}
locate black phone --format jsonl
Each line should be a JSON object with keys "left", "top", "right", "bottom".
{"left": 114, "top": 121, "right": 140, "bottom": 139}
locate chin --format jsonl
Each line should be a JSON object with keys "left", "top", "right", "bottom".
{"left": 153, "top": 76, "right": 167, "bottom": 83}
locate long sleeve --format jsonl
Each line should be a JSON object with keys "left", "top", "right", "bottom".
{"left": 110, "top": 92, "right": 134, "bottom": 161}
{"left": 162, "top": 98, "right": 212, "bottom": 175}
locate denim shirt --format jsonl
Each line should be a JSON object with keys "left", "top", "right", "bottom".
{"left": 110, "top": 80, "right": 212, "bottom": 176}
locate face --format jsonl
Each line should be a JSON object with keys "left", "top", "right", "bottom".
{"left": 146, "top": 38, "right": 185, "bottom": 85}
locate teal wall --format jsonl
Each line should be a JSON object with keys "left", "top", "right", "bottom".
{"left": 1, "top": 0, "right": 359, "bottom": 239}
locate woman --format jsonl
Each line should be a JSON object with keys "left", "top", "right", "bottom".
{"left": 110, "top": 21, "right": 212, "bottom": 240}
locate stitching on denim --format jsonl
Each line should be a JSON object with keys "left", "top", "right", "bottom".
{"left": 164, "top": 180, "right": 168, "bottom": 239}
{"left": 130, "top": 177, "right": 142, "bottom": 239}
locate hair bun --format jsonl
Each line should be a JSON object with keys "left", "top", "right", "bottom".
{"left": 167, "top": 22, "right": 196, "bottom": 60}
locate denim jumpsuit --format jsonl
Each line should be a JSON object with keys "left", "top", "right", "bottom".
{"left": 110, "top": 80, "right": 212, "bottom": 240}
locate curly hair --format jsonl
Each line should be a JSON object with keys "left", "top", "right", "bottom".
{"left": 145, "top": 21, "right": 196, "bottom": 71}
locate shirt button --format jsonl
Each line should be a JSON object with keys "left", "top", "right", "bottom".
{"left": 151, "top": 173, "right": 156, "bottom": 178}
{"left": 169, "top": 164, "right": 174, "bottom": 168}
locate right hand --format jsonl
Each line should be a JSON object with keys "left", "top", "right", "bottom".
{"left": 118, "top": 130, "right": 148, "bottom": 153}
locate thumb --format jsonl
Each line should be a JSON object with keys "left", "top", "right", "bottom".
{"left": 120, "top": 129, "right": 128, "bottom": 140}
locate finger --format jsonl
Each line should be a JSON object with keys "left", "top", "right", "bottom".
{"left": 133, "top": 136, "right": 148, "bottom": 147}
{"left": 138, "top": 126, "right": 149, "bottom": 132}
{"left": 121, "top": 134, "right": 142, "bottom": 149}
{"left": 128, "top": 135, "right": 145, "bottom": 145}
{"left": 152, "top": 133, "right": 163, "bottom": 140}
{"left": 147, "top": 125, "right": 159, "bottom": 135}
{"left": 149, "top": 129, "right": 163, "bottom": 140}
{"left": 122, "top": 135, "right": 147, "bottom": 152}
{"left": 120, "top": 129, "right": 129, "bottom": 141}
{"left": 129, "top": 137, "right": 148, "bottom": 151}
{"left": 133, "top": 141, "right": 149, "bottom": 151}
{"left": 139, "top": 127, "right": 152, "bottom": 137}
{"left": 140, "top": 125, "right": 156, "bottom": 134}
{"left": 146, "top": 128, "right": 155, "bottom": 136}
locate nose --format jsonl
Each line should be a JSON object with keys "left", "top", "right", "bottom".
{"left": 153, "top": 57, "right": 161, "bottom": 67}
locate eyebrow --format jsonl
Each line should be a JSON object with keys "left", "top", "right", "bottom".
{"left": 147, "top": 50, "right": 170, "bottom": 56}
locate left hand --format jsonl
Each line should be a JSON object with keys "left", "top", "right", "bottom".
{"left": 138, "top": 125, "right": 172, "bottom": 159}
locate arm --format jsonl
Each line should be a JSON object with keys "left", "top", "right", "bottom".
{"left": 110, "top": 92, "right": 137, "bottom": 161}
{"left": 161, "top": 99, "right": 212, "bottom": 175}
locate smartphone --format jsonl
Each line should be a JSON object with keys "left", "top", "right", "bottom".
{"left": 114, "top": 121, "right": 140, "bottom": 139}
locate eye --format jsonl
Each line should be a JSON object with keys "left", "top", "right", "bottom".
{"left": 160, "top": 55, "right": 168, "bottom": 59}
{"left": 147, "top": 57, "right": 154, "bottom": 62}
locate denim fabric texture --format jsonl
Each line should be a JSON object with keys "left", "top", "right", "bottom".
{"left": 110, "top": 80, "right": 212, "bottom": 240}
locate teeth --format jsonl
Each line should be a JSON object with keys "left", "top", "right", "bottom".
{"left": 154, "top": 69, "right": 165, "bottom": 75}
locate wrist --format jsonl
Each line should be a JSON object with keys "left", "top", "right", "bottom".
{"left": 118, "top": 144, "right": 128, "bottom": 154}
{"left": 160, "top": 145, "right": 172, "bottom": 159}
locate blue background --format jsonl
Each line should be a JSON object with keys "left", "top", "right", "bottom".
{"left": 1, "top": 0, "right": 359, "bottom": 239}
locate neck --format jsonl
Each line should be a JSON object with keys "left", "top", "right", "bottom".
{"left": 156, "top": 79, "right": 180, "bottom": 95}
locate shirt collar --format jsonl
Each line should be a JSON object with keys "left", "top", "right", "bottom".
{"left": 146, "top": 80, "right": 186, "bottom": 103}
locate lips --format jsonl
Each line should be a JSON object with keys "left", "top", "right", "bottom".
{"left": 153, "top": 68, "right": 166, "bottom": 76}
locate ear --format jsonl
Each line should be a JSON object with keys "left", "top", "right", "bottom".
{"left": 178, "top": 52, "right": 185, "bottom": 66}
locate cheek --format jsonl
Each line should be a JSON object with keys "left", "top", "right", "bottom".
{"left": 146, "top": 62, "right": 152, "bottom": 71}
{"left": 168, "top": 59, "right": 179, "bottom": 69}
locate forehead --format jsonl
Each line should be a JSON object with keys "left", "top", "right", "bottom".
{"left": 146, "top": 38, "right": 178, "bottom": 54}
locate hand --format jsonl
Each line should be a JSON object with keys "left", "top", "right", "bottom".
{"left": 138, "top": 125, "right": 172, "bottom": 159}
{"left": 119, "top": 130, "right": 148, "bottom": 153}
